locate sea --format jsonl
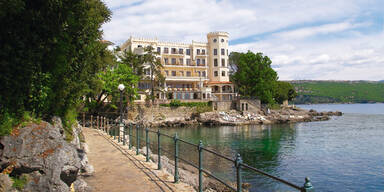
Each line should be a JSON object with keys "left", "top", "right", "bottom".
{"left": 154, "top": 103, "right": 384, "bottom": 192}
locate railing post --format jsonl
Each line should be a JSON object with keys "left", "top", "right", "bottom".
{"left": 235, "top": 153, "right": 243, "bottom": 192}
{"left": 145, "top": 128, "right": 149, "bottom": 162}
{"left": 136, "top": 124, "right": 140, "bottom": 155}
{"left": 301, "top": 177, "right": 315, "bottom": 192}
{"left": 198, "top": 140, "right": 203, "bottom": 192}
{"left": 174, "top": 133, "right": 179, "bottom": 183}
{"left": 97, "top": 116, "right": 99, "bottom": 130}
{"left": 82, "top": 113, "right": 85, "bottom": 127}
{"left": 123, "top": 124, "right": 126, "bottom": 145}
{"left": 118, "top": 121, "right": 121, "bottom": 143}
{"left": 157, "top": 129, "right": 161, "bottom": 170}
{"left": 107, "top": 118, "right": 109, "bottom": 135}
{"left": 129, "top": 124, "right": 132, "bottom": 149}
{"left": 100, "top": 116, "right": 104, "bottom": 130}
{"left": 90, "top": 115, "right": 93, "bottom": 128}
{"left": 113, "top": 121, "right": 116, "bottom": 140}
{"left": 105, "top": 117, "right": 108, "bottom": 133}
{"left": 104, "top": 117, "right": 106, "bottom": 132}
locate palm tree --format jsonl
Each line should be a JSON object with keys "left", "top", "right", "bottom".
{"left": 142, "top": 46, "right": 164, "bottom": 103}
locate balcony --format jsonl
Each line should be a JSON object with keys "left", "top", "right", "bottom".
{"left": 165, "top": 76, "right": 209, "bottom": 82}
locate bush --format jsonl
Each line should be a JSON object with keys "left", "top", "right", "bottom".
{"left": 62, "top": 108, "right": 78, "bottom": 141}
{"left": 0, "top": 112, "right": 18, "bottom": 136}
{"left": 11, "top": 175, "right": 28, "bottom": 190}
{"left": 161, "top": 100, "right": 210, "bottom": 108}
{"left": 169, "top": 100, "right": 182, "bottom": 107}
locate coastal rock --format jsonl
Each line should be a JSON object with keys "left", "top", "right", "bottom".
{"left": 0, "top": 118, "right": 90, "bottom": 192}
{"left": 0, "top": 173, "right": 13, "bottom": 192}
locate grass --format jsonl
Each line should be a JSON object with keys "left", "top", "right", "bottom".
{"left": 62, "top": 108, "right": 78, "bottom": 141}
{"left": 160, "top": 100, "right": 211, "bottom": 108}
{"left": 0, "top": 111, "right": 41, "bottom": 136}
{"left": 11, "top": 175, "right": 28, "bottom": 190}
{"left": 160, "top": 100, "right": 213, "bottom": 113}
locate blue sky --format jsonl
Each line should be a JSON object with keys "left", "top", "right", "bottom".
{"left": 102, "top": 0, "right": 384, "bottom": 80}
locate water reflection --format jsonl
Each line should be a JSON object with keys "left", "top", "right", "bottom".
{"left": 153, "top": 123, "right": 299, "bottom": 191}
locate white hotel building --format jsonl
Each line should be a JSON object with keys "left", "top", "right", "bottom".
{"left": 120, "top": 32, "right": 236, "bottom": 102}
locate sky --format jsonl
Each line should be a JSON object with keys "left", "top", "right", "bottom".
{"left": 101, "top": 0, "right": 384, "bottom": 80}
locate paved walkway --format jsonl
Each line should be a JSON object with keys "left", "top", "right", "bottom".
{"left": 83, "top": 128, "right": 194, "bottom": 192}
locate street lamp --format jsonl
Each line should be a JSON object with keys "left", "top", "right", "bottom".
{"left": 118, "top": 84, "right": 125, "bottom": 143}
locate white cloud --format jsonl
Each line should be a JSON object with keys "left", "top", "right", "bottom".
{"left": 274, "top": 22, "right": 371, "bottom": 40}
{"left": 101, "top": 0, "right": 384, "bottom": 80}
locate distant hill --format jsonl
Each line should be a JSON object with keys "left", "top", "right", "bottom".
{"left": 289, "top": 80, "right": 384, "bottom": 104}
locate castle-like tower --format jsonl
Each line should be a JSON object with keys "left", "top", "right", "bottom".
{"left": 207, "top": 32, "right": 230, "bottom": 83}
{"left": 120, "top": 32, "right": 235, "bottom": 102}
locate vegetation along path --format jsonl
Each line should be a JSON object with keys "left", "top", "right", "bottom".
{"left": 83, "top": 127, "right": 194, "bottom": 192}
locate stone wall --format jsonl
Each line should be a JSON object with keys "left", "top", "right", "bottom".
{"left": 236, "top": 99, "right": 261, "bottom": 113}
{"left": 212, "top": 101, "right": 235, "bottom": 111}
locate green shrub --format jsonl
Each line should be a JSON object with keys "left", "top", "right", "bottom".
{"left": 62, "top": 108, "right": 78, "bottom": 141}
{"left": 161, "top": 100, "right": 210, "bottom": 108}
{"left": 0, "top": 112, "right": 18, "bottom": 136}
{"left": 267, "top": 103, "right": 281, "bottom": 110}
{"left": 11, "top": 175, "right": 28, "bottom": 190}
{"left": 169, "top": 100, "right": 182, "bottom": 107}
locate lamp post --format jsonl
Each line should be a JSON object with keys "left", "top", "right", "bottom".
{"left": 118, "top": 84, "right": 125, "bottom": 143}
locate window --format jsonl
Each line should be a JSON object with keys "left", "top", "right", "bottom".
{"left": 214, "top": 49, "right": 217, "bottom": 55}
{"left": 171, "top": 58, "right": 176, "bottom": 65}
{"left": 202, "top": 59, "right": 206, "bottom": 65}
{"left": 172, "top": 71, "right": 176, "bottom": 76}
{"left": 180, "top": 71, "right": 184, "bottom": 76}
{"left": 202, "top": 71, "right": 206, "bottom": 77}
{"left": 214, "top": 71, "right": 218, "bottom": 77}
{"left": 214, "top": 59, "right": 218, "bottom": 66}
{"left": 222, "top": 59, "right": 225, "bottom": 67}
{"left": 221, "top": 39, "right": 224, "bottom": 42}
{"left": 171, "top": 48, "right": 177, "bottom": 54}
{"left": 197, "top": 59, "right": 200, "bottom": 65}
{"left": 202, "top": 49, "right": 205, "bottom": 55}
{"left": 164, "top": 58, "right": 169, "bottom": 65}
{"left": 164, "top": 47, "right": 169, "bottom": 53}
{"left": 157, "top": 47, "right": 161, "bottom": 53}
{"left": 186, "top": 71, "right": 191, "bottom": 77}
{"left": 138, "top": 45, "right": 142, "bottom": 47}
{"left": 197, "top": 49, "right": 200, "bottom": 55}
{"left": 222, "top": 71, "right": 226, "bottom": 76}
{"left": 179, "top": 58, "right": 183, "bottom": 65}
{"left": 186, "top": 49, "right": 190, "bottom": 55}
{"left": 221, "top": 49, "right": 225, "bottom": 55}
{"left": 186, "top": 59, "right": 191, "bottom": 65}
{"left": 179, "top": 48, "right": 183, "bottom": 54}
{"left": 165, "top": 70, "right": 169, "bottom": 76}
{"left": 213, "top": 39, "right": 217, "bottom": 43}
{"left": 198, "top": 71, "right": 201, "bottom": 76}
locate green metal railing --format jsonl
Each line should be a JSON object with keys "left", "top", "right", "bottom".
{"left": 81, "top": 115, "right": 315, "bottom": 192}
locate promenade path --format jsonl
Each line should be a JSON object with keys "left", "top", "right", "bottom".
{"left": 83, "top": 127, "right": 195, "bottom": 192}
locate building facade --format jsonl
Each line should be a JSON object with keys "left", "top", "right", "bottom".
{"left": 120, "top": 32, "right": 235, "bottom": 103}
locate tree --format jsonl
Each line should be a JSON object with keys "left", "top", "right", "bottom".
{"left": 142, "top": 46, "right": 165, "bottom": 103}
{"left": 230, "top": 51, "right": 278, "bottom": 104}
{"left": 0, "top": 0, "right": 111, "bottom": 125}
{"left": 274, "top": 81, "right": 297, "bottom": 104}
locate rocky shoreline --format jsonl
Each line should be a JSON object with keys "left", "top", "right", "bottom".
{"left": 0, "top": 118, "right": 93, "bottom": 192}
{"left": 133, "top": 106, "right": 342, "bottom": 128}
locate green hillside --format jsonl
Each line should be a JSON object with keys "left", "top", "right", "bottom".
{"left": 290, "top": 81, "right": 384, "bottom": 104}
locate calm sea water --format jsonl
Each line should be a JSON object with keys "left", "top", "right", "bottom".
{"left": 153, "top": 103, "right": 384, "bottom": 192}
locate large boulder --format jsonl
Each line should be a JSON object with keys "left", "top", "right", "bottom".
{"left": 0, "top": 118, "right": 88, "bottom": 191}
